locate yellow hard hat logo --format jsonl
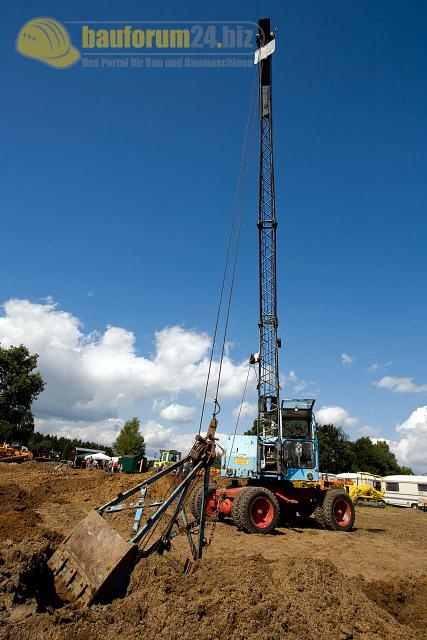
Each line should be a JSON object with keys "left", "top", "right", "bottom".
{"left": 16, "top": 17, "right": 80, "bottom": 68}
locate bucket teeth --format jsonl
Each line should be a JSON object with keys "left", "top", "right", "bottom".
{"left": 48, "top": 511, "right": 138, "bottom": 606}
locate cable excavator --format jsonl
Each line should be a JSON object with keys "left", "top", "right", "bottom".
{"left": 190, "top": 18, "right": 355, "bottom": 535}
{"left": 48, "top": 18, "right": 355, "bottom": 608}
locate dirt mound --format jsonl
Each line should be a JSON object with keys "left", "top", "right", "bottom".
{"left": 364, "top": 577, "right": 427, "bottom": 633}
{"left": 0, "top": 534, "right": 60, "bottom": 625}
{"left": 1, "top": 551, "right": 419, "bottom": 640}
{"left": 0, "top": 463, "right": 171, "bottom": 541}
{"left": 0, "top": 484, "right": 43, "bottom": 541}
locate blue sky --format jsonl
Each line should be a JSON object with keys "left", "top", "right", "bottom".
{"left": 1, "top": 1, "right": 427, "bottom": 470}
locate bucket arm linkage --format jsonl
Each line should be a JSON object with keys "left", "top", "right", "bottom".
{"left": 48, "top": 420, "right": 219, "bottom": 605}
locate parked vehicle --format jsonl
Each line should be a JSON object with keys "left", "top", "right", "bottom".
{"left": 152, "top": 449, "right": 182, "bottom": 471}
{"left": 0, "top": 442, "right": 32, "bottom": 463}
{"left": 336, "top": 472, "right": 382, "bottom": 490}
{"left": 382, "top": 475, "right": 427, "bottom": 509}
{"left": 335, "top": 472, "right": 385, "bottom": 508}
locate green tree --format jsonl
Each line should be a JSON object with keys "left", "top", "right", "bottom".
{"left": 351, "top": 437, "right": 412, "bottom": 475}
{"left": 316, "top": 424, "right": 356, "bottom": 474}
{"left": 0, "top": 344, "right": 45, "bottom": 444}
{"left": 113, "top": 417, "right": 146, "bottom": 457}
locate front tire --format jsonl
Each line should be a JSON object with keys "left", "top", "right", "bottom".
{"left": 232, "top": 486, "right": 280, "bottom": 534}
{"left": 321, "top": 490, "right": 355, "bottom": 531}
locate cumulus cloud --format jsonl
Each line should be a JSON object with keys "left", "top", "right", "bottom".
{"left": 232, "top": 401, "right": 257, "bottom": 420}
{"left": 0, "top": 299, "right": 250, "bottom": 425}
{"left": 285, "top": 370, "right": 313, "bottom": 394}
{"left": 390, "top": 406, "right": 427, "bottom": 471}
{"left": 316, "top": 405, "right": 358, "bottom": 428}
{"left": 140, "top": 419, "right": 194, "bottom": 456}
{"left": 341, "top": 353, "right": 354, "bottom": 366}
{"left": 375, "top": 376, "right": 427, "bottom": 394}
{"left": 159, "top": 403, "right": 197, "bottom": 423}
{"left": 36, "top": 417, "right": 124, "bottom": 445}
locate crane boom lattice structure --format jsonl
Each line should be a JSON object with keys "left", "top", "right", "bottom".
{"left": 257, "top": 19, "right": 280, "bottom": 444}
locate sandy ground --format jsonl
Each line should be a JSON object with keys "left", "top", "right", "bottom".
{"left": 0, "top": 462, "right": 426, "bottom": 640}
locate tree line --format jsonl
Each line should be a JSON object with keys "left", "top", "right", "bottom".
{"left": 316, "top": 424, "right": 412, "bottom": 476}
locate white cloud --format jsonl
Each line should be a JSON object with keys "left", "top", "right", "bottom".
{"left": 316, "top": 405, "right": 358, "bottom": 428}
{"left": 370, "top": 437, "right": 391, "bottom": 445}
{"left": 285, "top": 370, "right": 311, "bottom": 394}
{"left": 0, "top": 298, "right": 250, "bottom": 432}
{"left": 159, "top": 403, "right": 196, "bottom": 423}
{"left": 140, "top": 419, "right": 194, "bottom": 456}
{"left": 36, "top": 417, "right": 124, "bottom": 445}
{"left": 358, "top": 425, "right": 379, "bottom": 438}
{"left": 232, "top": 401, "right": 257, "bottom": 420}
{"left": 368, "top": 361, "right": 392, "bottom": 374}
{"left": 390, "top": 406, "right": 427, "bottom": 471}
{"left": 341, "top": 353, "right": 354, "bottom": 366}
{"left": 375, "top": 376, "right": 427, "bottom": 394}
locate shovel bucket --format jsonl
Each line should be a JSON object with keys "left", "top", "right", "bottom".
{"left": 48, "top": 510, "right": 138, "bottom": 606}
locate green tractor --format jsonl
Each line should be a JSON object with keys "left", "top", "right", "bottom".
{"left": 152, "top": 449, "right": 182, "bottom": 471}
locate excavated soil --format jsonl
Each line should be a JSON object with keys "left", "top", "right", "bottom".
{"left": 0, "top": 462, "right": 426, "bottom": 640}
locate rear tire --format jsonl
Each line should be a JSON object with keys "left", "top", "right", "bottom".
{"left": 313, "top": 504, "right": 327, "bottom": 529}
{"left": 321, "top": 490, "right": 355, "bottom": 531}
{"left": 190, "top": 484, "right": 218, "bottom": 521}
{"left": 232, "top": 486, "right": 279, "bottom": 534}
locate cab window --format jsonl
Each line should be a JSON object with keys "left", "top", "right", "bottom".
{"left": 282, "top": 418, "right": 310, "bottom": 438}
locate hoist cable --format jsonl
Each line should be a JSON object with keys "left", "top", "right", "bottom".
{"left": 212, "top": 76, "right": 258, "bottom": 415}
{"left": 197, "top": 67, "right": 258, "bottom": 433}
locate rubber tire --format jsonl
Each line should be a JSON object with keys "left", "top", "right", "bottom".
{"left": 232, "top": 486, "right": 280, "bottom": 534}
{"left": 411, "top": 503, "right": 418, "bottom": 510}
{"left": 313, "top": 503, "right": 327, "bottom": 529}
{"left": 321, "top": 490, "right": 355, "bottom": 532}
{"left": 190, "top": 484, "right": 218, "bottom": 521}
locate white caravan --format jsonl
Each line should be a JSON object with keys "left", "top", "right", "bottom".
{"left": 382, "top": 475, "right": 427, "bottom": 508}
{"left": 336, "top": 472, "right": 382, "bottom": 490}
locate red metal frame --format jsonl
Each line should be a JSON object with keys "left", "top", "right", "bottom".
{"left": 210, "top": 484, "right": 323, "bottom": 517}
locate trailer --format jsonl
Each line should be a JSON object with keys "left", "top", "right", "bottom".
{"left": 336, "top": 472, "right": 382, "bottom": 489}
{"left": 382, "top": 475, "right": 427, "bottom": 509}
